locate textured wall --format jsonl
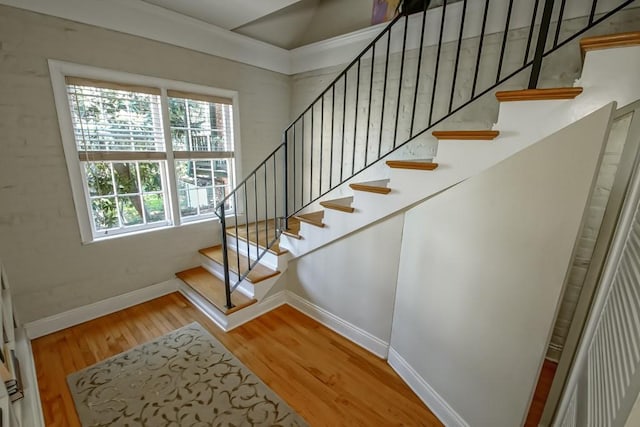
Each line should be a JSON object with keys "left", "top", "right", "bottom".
{"left": 0, "top": 5, "right": 290, "bottom": 322}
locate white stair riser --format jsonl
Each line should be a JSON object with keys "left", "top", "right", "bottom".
{"left": 199, "top": 255, "right": 253, "bottom": 298}
{"left": 226, "top": 237, "right": 281, "bottom": 270}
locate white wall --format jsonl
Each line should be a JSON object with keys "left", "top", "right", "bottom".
{"left": 286, "top": 214, "right": 405, "bottom": 350}
{"left": 0, "top": 5, "right": 290, "bottom": 323}
{"left": 389, "top": 105, "right": 613, "bottom": 426}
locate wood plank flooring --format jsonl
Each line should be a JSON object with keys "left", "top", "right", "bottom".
{"left": 32, "top": 293, "right": 443, "bottom": 426}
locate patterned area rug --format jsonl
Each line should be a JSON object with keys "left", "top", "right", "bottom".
{"left": 67, "top": 322, "right": 308, "bottom": 426}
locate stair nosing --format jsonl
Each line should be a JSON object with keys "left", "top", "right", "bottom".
{"left": 580, "top": 31, "right": 640, "bottom": 55}
{"left": 386, "top": 160, "right": 439, "bottom": 171}
{"left": 432, "top": 130, "right": 499, "bottom": 140}
{"left": 349, "top": 183, "right": 391, "bottom": 194}
{"left": 495, "top": 87, "right": 583, "bottom": 102}
{"left": 294, "top": 211, "right": 325, "bottom": 228}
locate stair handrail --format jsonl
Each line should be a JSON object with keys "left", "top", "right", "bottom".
{"left": 216, "top": 0, "right": 637, "bottom": 309}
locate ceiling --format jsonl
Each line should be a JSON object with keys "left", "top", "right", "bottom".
{"left": 141, "top": 0, "right": 306, "bottom": 30}
{"left": 140, "top": 0, "right": 373, "bottom": 49}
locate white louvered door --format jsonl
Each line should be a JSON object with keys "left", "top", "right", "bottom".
{"left": 556, "top": 105, "right": 640, "bottom": 427}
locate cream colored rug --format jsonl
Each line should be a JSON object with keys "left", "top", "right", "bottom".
{"left": 67, "top": 322, "right": 308, "bottom": 426}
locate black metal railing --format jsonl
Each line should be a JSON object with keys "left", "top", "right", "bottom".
{"left": 216, "top": 0, "right": 637, "bottom": 309}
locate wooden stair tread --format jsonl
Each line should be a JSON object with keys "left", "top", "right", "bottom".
{"left": 581, "top": 31, "right": 640, "bottom": 56}
{"left": 282, "top": 217, "right": 302, "bottom": 239}
{"left": 226, "top": 219, "right": 288, "bottom": 255}
{"left": 350, "top": 180, "right": 391, "bottom": 194}
{"left": 386, "top": 160, "right": 439, "bottom": 170}
{"left": 176, "top": 267, "right": 256, "bottom": 315}
{"left": 495, "top": 87, "right": 583, "bottom": 102}
{"left": 432, "top": 130, "right": 499, "bottom": 140}
{"left": 320, "top": 197, "right": 355, "bottom": 213}
{"left": 294, "top": 211, "right": 325, "bottom": 228}
{"left": 199, "top": 245, "right": 280, "bottom": 284}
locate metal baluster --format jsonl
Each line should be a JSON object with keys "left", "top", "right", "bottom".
{"left": 365, "top": 44, "right": 376, "bottom": 167}
{"left": 589, "top": 0, "right": 599, "bottom": 24}
{"left": 340, "top": 74, "right": 347, "bottom": 182}
{"left": 254, "top": 174, "right": 259, "bottom": 260}
{"left": 496, "top": 0, "right": 514, "bottom": 83}
{"left": 301, "top": 115, "right": 305, "bottom": 207}
{"left": 429, "top": 0, "right": 448, "bottom": 126}
{"left": 410, "top": 3, "right": 429, "bottom": 137}
{"left": 263, "top": 163, "right": 268, "bottom": 250}
{"left": 219, "top": 209, "right": 233, "bottom": 309}
{"left": 352, "top": 60, "right": 360, "bottom": 176}
{"left": 292, "top": 124, "right": 296, "bottom": 213}
{"left": 283, "top": 138, "right": 289, "bottom": 226}
{"left": 393, "top": 14, "right": 409, "bottom": 148}
{"left": 243, "top": 184, "right": 249, "bottom": 273}
{"left": 472, "top": 0, "right": 490, "bottom": 97}
{"left": 319, "top": 96, "right": 324, "bottom": 197}
{"left": 330, "top": 86, "right": 335, "bottom": 188}
{"left": 378, "top": 30, "right": 391, "bottom": 158}
{"left": 528, "top": 0, "right": 555, "bottom": 89}
{"left": 310, "top": 105, "right": 314, "bottom": 203}
{"left": 449, "top": 0, "right": 468, "bottom": 113}
{"left": 554, "top": 0, "right": 567, "bottom": 47}
{"left": 233, "top": 191, "right": 240, "bottom": 281}
{"left": 524, "top": 0, "right": 541, "bottom": 66}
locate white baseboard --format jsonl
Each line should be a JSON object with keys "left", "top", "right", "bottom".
{"left": 24, "top": 279, "right": 180, "bottom": 339}
{"left": 226, "top": 291, "right": 288, "bottom": 331}
{"left": 388, "top": 348, "right": 469, "bottom": 427}
{"left": 285, "top": 291, "right": 389, "bottom": 359}
{"left": 15, "top": 327, "right": 45, "bottom": 427}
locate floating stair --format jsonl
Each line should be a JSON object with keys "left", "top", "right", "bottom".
{"left": 176, "top": 267, "right": 256, "bottom": 315}
{"left": 495, "top": 87, "right": 583, "bottom": 102}
{"left": 432, "top": 130, "right": 500, "bottom": 140}
{"left": 580, "top": 31, "right": 640, "bottom": 56}
{"left": 320, "top": 197, "right": 355, "bottom": 213}
{"left": 350, "top": 179, "right": 392, "bottom": 194}
{"left": 386, "top": 160, "right": 439, "bottom": 170}
{"left": 294, "top": 211, "right": 325, "bottom": 228}
{"left": 199, "top": 245, "right": 280, "bottom": 284}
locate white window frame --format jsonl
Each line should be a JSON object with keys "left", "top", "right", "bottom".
{"left": 49, "top": 60, "right": 243, "bottom": 243}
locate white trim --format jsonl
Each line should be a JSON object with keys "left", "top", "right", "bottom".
{"left": 23, "top": 279, "right": 180, "bottom": 339}
{"left": 226, "top": 291, "right": 288, "bottom": 330}
{"left": 388, "top": 347, "right": 469, "bottom": 427}
{"left": 15, "top": 327, "right": 45, "bottom": 427}
{"left": 285, "top": 291, "right": 390, "bottom": 359}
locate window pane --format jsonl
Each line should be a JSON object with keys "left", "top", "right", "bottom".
{"left": 175, "top": 160, "right": 195, "bottom": 190}
{"left": 113, "top": 162, "right": 139, "bottom": 194}
{"left": 118, "top": 196, "right": 144, "bottom": 226}
{"left": 85, "top": 162, "right": 114, "bottom": 196}
{"left": 91, "top": 197, "right": 118, "bottom": 230}
{"left": 179, "top": 190, "right": 197, "bottom": 217}
{"left": 143, "top": 194, "right": 166, "bottom": 223}
{"left": 199, "top": 187, "right": 216, "bottom": 215}
{"left": 195, "top": 160, "right": 213, "bottom": 187}
{"left": 140, "top": 162, "right": 162, "bottom": 192}
{"left": 168, "top": 97, "right": 234, "bottom": 152}
{"left": 67, "top": 84, "right": 164, "bottom": 151}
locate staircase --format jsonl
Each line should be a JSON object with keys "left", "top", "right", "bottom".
{"left": 175, "top": 0, "right": 640, "bottom": 331}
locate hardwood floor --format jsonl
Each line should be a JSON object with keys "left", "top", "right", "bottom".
{"left": 525, "top": 359, "right": 558, "bottom": 427}
{"left": 32, "top": 293, "right": 443, "bottom": 426}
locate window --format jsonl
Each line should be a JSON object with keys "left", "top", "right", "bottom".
{"left": 50, "top": 62, "right": 239, "bottom": 242}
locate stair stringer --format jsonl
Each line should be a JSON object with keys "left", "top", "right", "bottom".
{"left": 280, "top": 44, "right": 640, "bottom": 259}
